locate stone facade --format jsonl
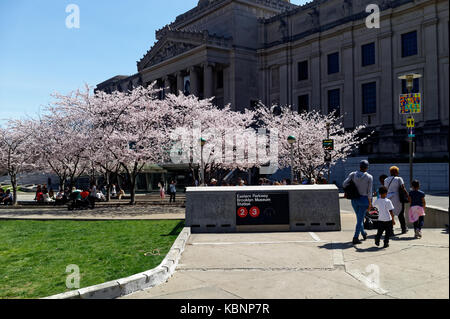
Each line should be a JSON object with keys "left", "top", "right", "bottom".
{"left": 96, "top": 0, "right": 449, "bottom": 161}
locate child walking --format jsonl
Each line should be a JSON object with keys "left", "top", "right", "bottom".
{"left": 373, "top": 186, "right": 395, "bottom": 248}
{"left": 408, "top": 180, "right": 426, "bottom": 239}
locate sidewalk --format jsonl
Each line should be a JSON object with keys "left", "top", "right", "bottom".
{"left": 122, "top": 213, "right": 449, "bottom": 299}
{"left": 0, "top": 205, "right": 185, "bottom": 220}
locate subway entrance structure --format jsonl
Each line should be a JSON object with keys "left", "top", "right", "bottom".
{"left": 186, "top": 185, "right": 341, "bottom": 233}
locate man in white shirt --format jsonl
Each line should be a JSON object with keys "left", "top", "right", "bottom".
{"left": 373, "top": 186, "right": 396, "bottom": 248}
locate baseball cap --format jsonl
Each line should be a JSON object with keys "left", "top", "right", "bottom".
{"left": 360, "top": 160, "right": 370, "bottom": 169}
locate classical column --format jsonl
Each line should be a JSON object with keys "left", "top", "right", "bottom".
{"left": 203, "top": 63, "right": 214, "bottom": 98}
{"left": 176, "top": 71, "right": 184, "bottom": 95}
{"left": 164, "top": 76, "right": 171, "bottom": 98}
{"left": 189, "top": 66, "right": 199, "bottom": 97}
{"left": 423, "top": 17, "right": 439, "bottom": 122}
{"left": 279, "top": 64, "right": 288, "bottom": 106}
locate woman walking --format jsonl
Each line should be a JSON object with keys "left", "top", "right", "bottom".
{"left": 384, "top": 166, "right": 409, "bottom": 235}
{"left": 158, "top": 181, "right": 165, "bottom": 200}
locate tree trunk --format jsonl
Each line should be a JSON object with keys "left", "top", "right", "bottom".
{"left": 105, "top": 172, "right": 111, "bottom": 202}
{"left": 11, "top": 174, "right": 18, "bottom": 206}
{"left": 58, "top": 177, "right": 66, "bottom": 191}
{"left": 129, "top": 175, "right": 136, "bottom": 205}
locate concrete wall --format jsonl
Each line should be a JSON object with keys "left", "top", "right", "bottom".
{"left": 186, "top": 185, "right": 341, "bottom": 233}
{"left": 329, "top": 157, "right": 449, "bottom": 192}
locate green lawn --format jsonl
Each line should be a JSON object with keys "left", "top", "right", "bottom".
{"left": 0, "top": 219, "right": 184, "bottom": 299}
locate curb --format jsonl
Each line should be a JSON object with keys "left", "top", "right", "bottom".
{"left": 42, "top": 227, "right": 191, "bottom": 299}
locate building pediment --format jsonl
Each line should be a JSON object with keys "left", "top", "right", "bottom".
{"left": 138, "top": 30, "right": 232, "bottom": 71}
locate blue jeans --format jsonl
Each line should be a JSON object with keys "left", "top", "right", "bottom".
{"left": 351, "top": 196, "right": 369, "bottom": 239}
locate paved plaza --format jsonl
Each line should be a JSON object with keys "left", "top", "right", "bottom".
{"left": 1, "top": 194, "right": 447, "bottom": 299}
{"left": 122, "top": 212, "right": 449, "bottom": 299}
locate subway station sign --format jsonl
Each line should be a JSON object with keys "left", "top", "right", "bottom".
{"left": 236, "top": 193, "right": 289, "bottom": 226}
{"left": 400, "top": 93, "right": 421, "bottom": 114}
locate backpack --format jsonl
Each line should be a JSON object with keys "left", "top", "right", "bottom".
{"left": 344, "top": 173, "right": 360, "bottom": 200}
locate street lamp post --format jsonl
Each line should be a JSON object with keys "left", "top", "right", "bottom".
{"left": 326, "top": 122, "right": 331, "bottom": 184}
{"left": 398, "top": 73, "right": 422, "bottom": 189}
{"left": 287, "top": 136, "right": 296, "bottom": 182}
{"left": 199, "top": 137, "right": 206, "bottom": 186}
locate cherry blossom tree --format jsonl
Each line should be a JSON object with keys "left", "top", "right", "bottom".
{"left": 255, "top": 104, "right": 370, "bottom": 183}
{"left": 54, "top": 84, "right": 172, "bottom": 204}
{"left": 164, "top": 93, "right": 260, "bottom": 183}
{"left": 34, "top": 99, "right": 89, "bottom": 189}
{"left": 0, "top": 120, "right": 39, "bottom": 205}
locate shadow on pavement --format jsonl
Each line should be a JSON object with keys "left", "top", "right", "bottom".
{"left": 354, "top": 246, "right": 384, "bottom": 252}
{"left": 318, "top": 242, "right": 354, "bottom": 250}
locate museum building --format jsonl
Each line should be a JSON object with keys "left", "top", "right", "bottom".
{"left": 96, "top": 0, "right": 449, "bottom": 187}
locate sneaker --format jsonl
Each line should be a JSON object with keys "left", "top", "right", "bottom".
{"left": 375, "top": 238, "right": 380, "bottom": 246}
{"left": 352, "top": 238, "right": 362, "bottom": 245}
{"left": 418, "top": 230, "right": 422, "bottom": 239}
{"left": 383, "top": 243, "right": 389, "bottom": 248}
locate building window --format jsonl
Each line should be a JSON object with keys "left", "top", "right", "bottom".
{"left": 328, "top": 52, "right": 339, "bottom": 75}
{"left": 216, "top": 70, "right": 224, "bottom": 89}
{"left": 328, "top": 89, "right": 340, "bottom": 115}
{"left": 298, "top": 61, "right": 308, "bottom": 81}
{"left": 298, "top": 94, "right": 309, "bottom": 113}
{"left": 401, "top": 78, "right": 420, "bottom": 94}
{"left": 401, "top": 31, "right": 418, "bottom": 57}
{"left": 362, "top": 82, "right": 377, "bottom": 114}
{"left": 361, "top": 43, "right": 375, "bottom": 66}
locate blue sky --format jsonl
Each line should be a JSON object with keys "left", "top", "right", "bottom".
{"left": 0, "top": 0, "right": 307, "bottom": 122}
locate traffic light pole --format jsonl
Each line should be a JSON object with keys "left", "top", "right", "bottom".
{"left": 326, "top": 123, "right": 331, "bottom": 184}
{"left": 409, "top": 115, "right": 413, "bottom": 190}
{"left": 407, "top": 86, "right": 414, "bottom": 190}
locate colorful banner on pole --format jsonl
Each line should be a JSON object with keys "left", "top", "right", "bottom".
{"left": 400, "top": 93, "right": 421, "bottom": 114}
{"left": 323, "top": 139, "right": 334, "bottom": 151}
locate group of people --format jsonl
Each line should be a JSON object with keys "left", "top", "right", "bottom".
{"left": 34, "top": 184, "right": 56, "bottom": 203}
{"left": 343, "top": 160, "right": 426, "bottom": 248}
{"left": 0, "top": 188, "right": 13, "bottom": 205}
{"left": 34, "top": 182, "right": 129, "bottom": 206}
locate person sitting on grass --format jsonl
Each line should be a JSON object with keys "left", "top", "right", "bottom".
{"left": 42, "top": 190, "right": 54, "bottom": 203}
{"left": 80, "top": 188, "right": 90, "bottom": 200}
{"left": 373, "top": 186, "right": 395, "bottom": 249}
{"left": 35, "top": 189, "right": 44, "bottom": 203}
{"left": 34, "top": 184, "right": 42, "bottom": 201}
{"left": 0, "top": 188, "right": 5, "bottom": 202}
{"left": 96, "top": 191, "right": 106, "bottom": 202}
{"left": 408, "top": 180, "right": 426, "bottom": 239}
{"left": 54, "top": 189, "right": 67, "bottom": 206}
{"left": 2, "top": 189, "right": 13, "bottom": 205}
{"left": 70, "top": 187, "right": 82, "bottom": 200}
{"left": 118, "top": 188, "right": 125, "bottom": 200}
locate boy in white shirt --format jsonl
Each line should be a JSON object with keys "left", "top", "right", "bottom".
{"left": 373, "top": 186, "right": 395, "bottom": 248}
